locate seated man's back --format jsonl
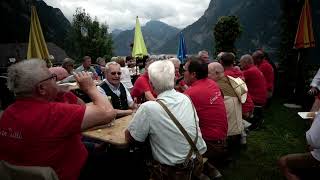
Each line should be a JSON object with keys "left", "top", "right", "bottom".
{"left": 128, "top": 90, "right": 206, "bottom": 165}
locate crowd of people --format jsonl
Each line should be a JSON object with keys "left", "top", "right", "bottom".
{"left": 0, "top": 49, "right": 319, "bottom": 180}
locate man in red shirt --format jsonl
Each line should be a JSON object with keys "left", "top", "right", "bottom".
{"left": 240, "top": 54, "right": 267, "bottom": 130}
{"left": 131, "top": 60, "right": 157, "bottom": 103}
{"left": 219, "top": 52, "right": 254, "bottom": 119}
{"left": 253, "top": 50, "right": 274, "bottom": 99}
{"left": 0, "top": 59, "right": 116, "bottom": 180}
{"left": 184, "top": 57, "right": 228, "bottom": 172}
{"left": 240, "top": 55, "right": 267, "bottom": 106}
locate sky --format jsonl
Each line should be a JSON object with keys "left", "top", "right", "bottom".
{"left": 43, "top": 0, "right": 210, "bottom": 31}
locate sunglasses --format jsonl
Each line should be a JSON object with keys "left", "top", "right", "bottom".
{"left": 38, "top": 73, "right": 57, "bottom": 84}
{"left": 110, "top": 72, "right": 121, "bottom": 75}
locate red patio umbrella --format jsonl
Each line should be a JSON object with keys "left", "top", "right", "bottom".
{"left": 294, "top": 0, "right": 315, "bottom": 49}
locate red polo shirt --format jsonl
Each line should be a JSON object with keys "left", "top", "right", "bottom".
{"left": 55, "top": 91, "right": 78, "bottom": 104}
{"left": 0, "top": 98, "right": 87, "bottom": 180}
{"left": 131, "top": 72, "right": 157, "bottom": 103}
{"left": 257, "top": 59, "right": 274, "bottom": 91}
{"left": 243, "top": 65, "right": 267, "bottom": 105}
{"left": 184, "top": 78, "right": 227, "bottom": 141}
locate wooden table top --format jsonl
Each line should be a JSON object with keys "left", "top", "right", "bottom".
{"left": 82, "top": 115, "right": 132, "bottom": 147}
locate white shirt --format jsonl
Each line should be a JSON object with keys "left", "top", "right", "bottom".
{"left": 127, "top": 89, "right": 207, "bottom": 166}
{"left": 97, "top": 80, "right": 133, "bottom": 107}
{"left": 306, "top": 113, "right": 320, "bottom": 161}
{"left": 120, "top": 67, "right": 133, "bottom": 90}
{"left": 311, "top": 68, "right": 320, "bottom": 90}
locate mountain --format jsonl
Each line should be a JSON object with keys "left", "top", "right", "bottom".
{"left": 158, "top": 0, "right": 281, "bottom": 59}
{"left": 0, "top": 0, "right": 71, "bottom": 50}
{"left": 111, "top": 29, "right": 123, "bottom": 38}
{"left": 112, "top": 20, "right": 180, "bottom": 56}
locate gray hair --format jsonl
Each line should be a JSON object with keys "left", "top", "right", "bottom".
{"left": 198, "top": 50, "right": 209, "bottom": 57}
{"left": 96, "top": 57, "right": 105, "bottom": 65}
{"left": 240, "top": 54, "right": 254, "bottom": 65}
{"left": 168, "top": 58, "right": 180, "bottom": 66}
{"left": 62, "top": 58, "right": 74, "bottom": 68}
{"left": 148, "top": 60, "right": 175, "bottom": 94}
{"left": 105, "top": 61, "right": 120, "bottom": 72}
{"left": 7, "top": 59, "right": 49, "bottom": 96}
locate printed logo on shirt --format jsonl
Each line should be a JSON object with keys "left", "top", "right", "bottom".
{"left": 210, "top": 91, "right": 221, "bottom": 104}
{"left": 0, "top": 128, "right": 23, "bottom": 139}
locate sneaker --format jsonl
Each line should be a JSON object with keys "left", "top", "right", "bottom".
{"left": 283, "top": 103, "right": 302, "bottom": 109}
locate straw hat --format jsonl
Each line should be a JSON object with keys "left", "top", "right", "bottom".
{"left": 227, "top": 75, "right": 248, "bottom": 103}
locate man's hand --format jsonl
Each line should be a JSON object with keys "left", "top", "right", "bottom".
{"left": 308, "top": 87, "right": 318, "bottom": 96}
{"left": 74, "top": 71, "right": 95, "bottom": 93}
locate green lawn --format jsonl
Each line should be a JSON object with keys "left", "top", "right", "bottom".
{"left": 221, "top": 98, "right": 309, "bottom": 180}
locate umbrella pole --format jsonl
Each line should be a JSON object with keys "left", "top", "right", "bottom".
{"left": 293, "top": 50, "right": 304, "bottom": 106}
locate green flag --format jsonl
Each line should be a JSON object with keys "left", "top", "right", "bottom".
{"left": 132, "top": 16, "right": 148, "bottom": 57}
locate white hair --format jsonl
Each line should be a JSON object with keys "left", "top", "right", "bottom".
{"left": 105, "top": 61, "right": 120, "bottom": 72}
{"left": 168, "top": 58, "right": 180, "bottom": 66}
{"left": 7, "top": 59, "right": 49, "bottom": 96}
{"left": 148, "top": 60, "right": 175, "bottom": 94}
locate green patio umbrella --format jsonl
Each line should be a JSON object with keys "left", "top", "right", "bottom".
{"left": 132, "top": 16, "right": 148, "bottom": 58}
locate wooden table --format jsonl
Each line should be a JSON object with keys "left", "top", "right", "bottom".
{"left": 82, "top": 115, "right": 132, "bottom": 147}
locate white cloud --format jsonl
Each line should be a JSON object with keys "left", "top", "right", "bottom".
{"left": 43, "top": 0, "right": 210, "bottom": 31}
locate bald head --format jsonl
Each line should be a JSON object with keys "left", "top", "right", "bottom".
{"left": 239, "top": 54, "right": 254, "bottom": 70}
{"left": 208, "top": 62, "right": 224, "bottom": 81}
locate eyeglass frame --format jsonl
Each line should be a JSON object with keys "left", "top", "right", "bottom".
{"left": 110, "top": 72, "right": 122, "bottom": 76}
{"left": 38, "top": 73, "right": 58, "bottom": 84}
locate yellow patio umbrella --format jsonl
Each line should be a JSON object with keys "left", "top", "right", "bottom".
{"left": 293, "top": 0, "right": 315, "bottom": 49}
{"left": 132, "top": 16, "right": 148, "bottom": 58}
{"left": 27, "top": 6, "right": 51, "bottom": 66}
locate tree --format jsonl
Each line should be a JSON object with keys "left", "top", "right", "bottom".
{"left": 65, "top": 8, "right": 113, "bottom": 64}
{"left": 213, "top": 16, "right": 242, "bottom": 56}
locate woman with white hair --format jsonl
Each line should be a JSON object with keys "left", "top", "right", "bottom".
{"left": 126, "top": 60, "right": 207, "bottom": 180}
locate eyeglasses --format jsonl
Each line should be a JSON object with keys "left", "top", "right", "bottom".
{"left": 38, "top": 73, "right": 57, "bottom": 84}
{"left": 110, "top": 72, "right": 121, "bottom": 75}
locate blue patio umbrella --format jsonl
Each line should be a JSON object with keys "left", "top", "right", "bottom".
{"left": 177, "top": 32, "right": 187, "bottom": 63}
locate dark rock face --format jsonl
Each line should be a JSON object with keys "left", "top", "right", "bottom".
{"left": 158, "top": 0, "right": 282, "bottom": 58}
{"left": 0, "top": 0, "right": 71, "bottom": 49}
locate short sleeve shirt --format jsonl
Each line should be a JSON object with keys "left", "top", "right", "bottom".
{"left": 127, "top": 89, "right": 207, "bottom": 165}
{"left": 0, "top": 98, "right": 87, "bottom": 180}
{"left": 131, "top": 72, "right": 157, "bottom": 103}
{"left": 184, "top": 78, "right": 228, "bottom": 141}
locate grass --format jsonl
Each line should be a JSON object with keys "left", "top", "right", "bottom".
{"left": 221, "top": 98, "right": 309, "bottom": 180}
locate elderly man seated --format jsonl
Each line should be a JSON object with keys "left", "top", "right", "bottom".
{"left": 125, "top": 60, "right": 207, "bottom": 180}
{"left": 278, "top": 114, "right": 320, "bottom": 180}
{"left": 240, "top": 54, "right": 267, "bottom": 130}
{"left": 97, "top": 62, "right": 136, "bottom": 117}
{"left": 208, "top": 62, "right": 244, "bottom": 145}
{"left": 0, "top": 59, "right": 116, "bottom": 180}
{"left": 75, "top": 56, "right": 98, "bottom": 79}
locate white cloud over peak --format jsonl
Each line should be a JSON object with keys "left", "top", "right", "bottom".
{"left": 43, "top": 0, "right": 210, "bottom": 30}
